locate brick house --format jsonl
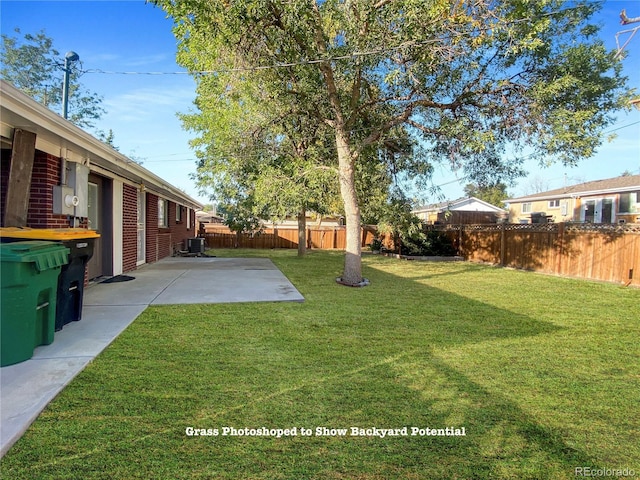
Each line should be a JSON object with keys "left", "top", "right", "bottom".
{"left": 505, "top": 175, "right": 640, "bottom": 224}
{"left": 1, "top": 80, "right": 202, "bottom": 280}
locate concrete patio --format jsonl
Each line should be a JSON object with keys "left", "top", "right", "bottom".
{"left": 0, "top": 256, "right": 304, "bottom": 457}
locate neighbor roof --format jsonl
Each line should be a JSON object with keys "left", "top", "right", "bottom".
{"left": 505, "top": 175, "right": 640, "bottom": 203}
{"left": 413, "top": 196, "right": 506, "bottom": 213}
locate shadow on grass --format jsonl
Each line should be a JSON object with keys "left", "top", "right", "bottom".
{"left": 0, "top": 250, "right": 610, "bottom": 479}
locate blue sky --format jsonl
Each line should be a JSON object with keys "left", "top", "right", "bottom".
{"left": 1, "top": 0, "right": 639, "bottom": 206}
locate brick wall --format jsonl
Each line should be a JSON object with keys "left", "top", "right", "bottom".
{"left": 158, "top": 232, "right": 172, "bottom": 259}
{"left": 169, "top": 203, "right": 197, "bottom": 253}
{"left": 122, "top": 184, "right": 138, "bottom": 273}
{"left": 0, "top": 150, "right": 69, "bottom": 228}
{"left": 0, "top": 150, "right": 9, "bottom": 225}
{"left": 145, "top": 192, "right": 159, "bottom": 263}
{"left": 28, "top": 151, "right": 69, "bottom": 228}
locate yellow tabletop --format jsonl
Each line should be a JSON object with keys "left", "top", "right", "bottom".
{"left": 0, "top": 227, "right": 100, "bottom": 240}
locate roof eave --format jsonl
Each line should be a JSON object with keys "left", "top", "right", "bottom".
{"left": 1, "top": 80, "right": 202, "bottom": 210}
{"left": 506, "top": 184, "right": 640, "bottom": 204}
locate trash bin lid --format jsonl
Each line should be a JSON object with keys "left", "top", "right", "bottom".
{"left": 0, "top": 227, "right": 100, "bottom": 240}
{"left": 0, "top": 241, "right": 70, "bottom": 271}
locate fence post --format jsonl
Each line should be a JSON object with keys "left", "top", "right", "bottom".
{"left": 500, "top": 222, "right": 506, "bottom": 266}
{"left": 556, "top": 222, "right": 565, "bottom": 275}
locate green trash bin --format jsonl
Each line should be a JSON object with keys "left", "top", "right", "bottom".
{"left": 0, "top": 241, "right": 69, "bottom": 367}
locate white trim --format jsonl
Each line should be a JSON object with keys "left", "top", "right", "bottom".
{"left": 137, "top": 190, "right": 146, "bottom": 266}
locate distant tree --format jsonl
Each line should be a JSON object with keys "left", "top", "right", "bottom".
{"left": 524, "top": 175, "right": 552, "bottom": 195}
{"left": 376, "top": 192, "right": 424, "bottom": 255}
{"left": 219, "top": 196, "right": 264, "bottom": 248}
{"left": 463, "top": 182, "right": 510, "bottom": 208}
{"left": 95, "top": 129, "right": 145, "bottom": 165}
{"left": 97, "top": 129, "right": 119, "bottom": 151}
{"left": 1, "top": 28, "right": 105, "bottom": 129}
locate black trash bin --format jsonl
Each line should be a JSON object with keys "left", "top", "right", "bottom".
{"left": 55, "top": 236, "right": 98, "bottom": 330}
{"left": 0, "top": 228, "right": 100, "bottom": 330}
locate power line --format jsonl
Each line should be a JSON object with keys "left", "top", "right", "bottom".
{"left": 606, "top": 120, "right": 640, "bottom": 133}
{"left": 81, "top": 39, "right": 440, "bottom": 76}
{"left": 81, "top": 6, "right": 587, "bottom": 77}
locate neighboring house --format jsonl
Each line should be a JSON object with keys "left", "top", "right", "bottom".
{"left": 196, "top": 210, "right": 225, "bottom": 234}
{"left": 412, "top": 196, "right": 508, "bottom": 224}
{"left": 505, "top": 175, "right": 640, "bottom": 224}
{"left": 1, "top": 80, "right": 202, "bottom": 280}
{"left": 196, "top": 210, "right": 225, "bottom": 225}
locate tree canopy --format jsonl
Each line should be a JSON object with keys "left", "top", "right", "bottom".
{"left": 155, "top": 0, "right": 632, "bottom": 285}
{"left": 1, "top": 28, "right": 104, "bottom": 129}
{"left": 463, "top": 182, "right": 510, "bottom": 208}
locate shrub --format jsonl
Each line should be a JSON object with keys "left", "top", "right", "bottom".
{"left": 400, "top": 230, "right": 457, "bottom": 256}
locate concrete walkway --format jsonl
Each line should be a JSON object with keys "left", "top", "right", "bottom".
{"left": 0, "top": 256, "right": 303, "bottom": 457}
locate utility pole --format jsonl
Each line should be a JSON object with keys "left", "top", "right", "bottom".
{"left": 62, "top": 51, "right": 79, "bottom": 119}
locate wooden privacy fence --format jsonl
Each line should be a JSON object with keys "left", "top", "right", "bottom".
{"left": 202, "top": 222, "right": 640, "bottom": 286}
{"left": 202, "top": 225, "right": 377, "bottom": 250}
{"left": 431, "top": 223, "right": 640, "bottom": 287}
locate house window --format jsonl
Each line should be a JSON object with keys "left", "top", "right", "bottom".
{"left": 561, "top": 202, "right": 568, "bottom": 216}
{"left": 521, "top": 203, "right": 532, "bottom": 213}
{"left": 176, "top": 205, "right": 182, "bottom": 222}
{"left": 158, "top": 198, "right": 168, "bottom": 227}
{"left": 548, "top": 199, "right": 560, "bottom": 208}
{"left": 619, "top": 192, "right": 639, "bottom": 213}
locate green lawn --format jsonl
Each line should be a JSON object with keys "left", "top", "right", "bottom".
{"left": 2, "top": 250, "right": 639, "bottom": 479}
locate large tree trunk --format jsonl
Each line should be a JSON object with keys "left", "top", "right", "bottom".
{"left": 309, "top": 1, "right": 363, "bottom": 285}
{"left": 297, "top": 208, "right": 306, "bottom": 257}
{"left": 336, "top": 132, "right": 363, "bottom": 285}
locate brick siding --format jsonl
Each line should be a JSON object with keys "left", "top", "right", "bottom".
{"left": 145, "top": 193, "right": 159, "bottom": 263}
{"left": 28, "top": 151, "right": 70, "bottom": 228}
{"left": 122, "top": 184, "right": 138, "bottom": 273}
{"left": 169, "top": 202, "right": 197, "bottom": 254}
{"left": 0, "top": 150, "right": 69, "bottom": 228}
{"left": 0, "top": 149, "right": 10, "bottom": 226}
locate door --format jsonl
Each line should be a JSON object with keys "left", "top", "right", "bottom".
{"left": 583, "top": 200, "right": 596, "bottom": 223}
{"left": 601, "top": 198, "right": 614, "bottom": 223}
{"left": 86, "top": 180, "right": 103, "bottom": 280}
{"left": 581, "top": 198, "right": 615, "bottom": 224}
{"left": 137, "top": 190, "right": 146, "bottom": 265}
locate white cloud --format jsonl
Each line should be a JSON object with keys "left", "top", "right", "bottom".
{"left": 102, "top": 85, "right": 194, "bottom": 123}
{"left": 123, "top": 54, "right": 174, "bottom": 68}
